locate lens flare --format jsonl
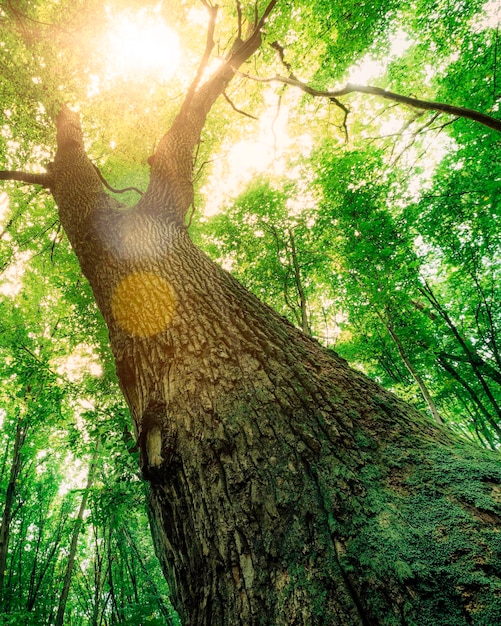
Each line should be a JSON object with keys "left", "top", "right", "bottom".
{"left": 111, "top": 272, "right": 177, "bottom": 338}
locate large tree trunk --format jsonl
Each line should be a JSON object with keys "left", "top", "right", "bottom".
{"left": 7, "top": 11, "right": 501, "bottom": 623}
{"left": 49, "top": 134, "right": 501, "bottom": 623}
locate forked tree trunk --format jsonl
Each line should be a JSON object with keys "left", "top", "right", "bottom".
{"left": 4, "top": 10, "right": 501, "bottom": 623}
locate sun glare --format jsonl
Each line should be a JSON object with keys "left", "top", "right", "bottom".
{"left": 104, "top": 7, "right": 181, "bottom": 82}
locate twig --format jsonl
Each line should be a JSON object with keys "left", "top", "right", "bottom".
{"left": 270, "top": 42, "right": 350, "bottom": 141}
{"left": 330, "top": 96, "right": 349, "bottom": 142}
{"left": 91, "top": 164, "right": 143, "bottom": 196}
{"left": 7, "top": 0, "right": 71, "bottom": 37}
{"left": 223, "top": 91, "right": 258, "bottom": 119}
{"left": 50, "top": 222, "right": 62, "bottom": 263}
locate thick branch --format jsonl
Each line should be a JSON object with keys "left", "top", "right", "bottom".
{"left": 0, "top": 170, "right": 52, "bottom": 187}
{"left": 145, "top": 0, "right": 278, "bottom": 223}
{"left": 51, "top": 105, "right": 113, "bottom": 250}
{"left": 238, "top": 72, "right": 501, "bottom": 134}
{"left": 179, "top": 1, "right": 277, "bottom": 123}
{"left": 178, "top": 2, "right": 219, "bottom": 118}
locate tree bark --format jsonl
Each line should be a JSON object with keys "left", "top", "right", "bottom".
{"left": 48, "top": 133, "right": 501, "bottom": 621}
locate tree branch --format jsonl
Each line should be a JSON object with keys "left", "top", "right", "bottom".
{"left": 270, "top": 42, "right": 351, "bottom": 140}
{"left": 178, "top": 1, "right": 219, "bottom": 118}
{"left": 0, "top": 170, "right": 52, "bottom": 187}
{"left": 91, "top": 164, "right": 143, "bottom": 196}
{"left": 439, "top": 351, "right": 501, "bottom": 387}
{"left": 144, "top": 0, "right": 278, "bottom": 223}
{"left": 223, "top": 91, "right": 258, "bottom": 120}
{"left": 237, "top": 72, "right": 501, "bottom": 134}
{"left": 236, "top": 1, "right": 243, "bottom": 41}
{"left": 271, "top": 41, "right": 295, "bottom": 77}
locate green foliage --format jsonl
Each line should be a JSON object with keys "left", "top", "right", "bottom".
{"left": 200, "top": 178, "right": 327, "bottom": 331}
{"left": 0, "top": 117, "right": 175, "bottom": 622}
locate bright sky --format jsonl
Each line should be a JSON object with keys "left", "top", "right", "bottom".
{"left": 347, "top": 28, "right": 413, "bottom": 84}
{"left": 103, "top": 5, "right": 181, "bottom": 82}
{"left": 199, "top": 27, "right": 435, "bottom": 216}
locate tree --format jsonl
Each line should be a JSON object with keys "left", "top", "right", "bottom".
{"left": 55, "top": 439, "right": 100, "bottom": 626}
{"left": 0, "top": 409, "right": 28, "bottom": 604}
{"left": 2, "top": 1, "right": 501, "bottom": 624}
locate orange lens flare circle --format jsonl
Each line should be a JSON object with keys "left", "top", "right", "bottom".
{"left": 111, "top": 272, "right": 177, "bottom": 338}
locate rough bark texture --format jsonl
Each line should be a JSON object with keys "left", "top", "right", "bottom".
{"left": 7, "top": 12, "right": 501, "bottom": 623}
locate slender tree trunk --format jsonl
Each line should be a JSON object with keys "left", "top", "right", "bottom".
{"left": 420, "top": 282, "right": 501, "bottom": 419}
{"left": 0, "top": 416, "right": 28, "bottom": 604}
{"left": 288, "top": 229, "right": 311, "bottom": 336}
{"left": 5, "top": 12, "right": 501, "bottom": 622}
{"left": 26, "top": 513, "right": 67, "bottom": 612}
{"left": 122, "top": 526, "right": 175, "bottom": 623}
{"left": 55, "top": 439, "right": 100, "bottom": 626}
{"left": 384, "top": 321, "right": 444, "bottom": 425}
{"left": 437, "top": 355, "right": 501, "bottom": 439}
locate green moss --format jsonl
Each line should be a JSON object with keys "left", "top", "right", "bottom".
{"left": 340, "top": 442, "right": 501, "bottom": 624}
{"left": 270, "top": 436, "right": 501, "bottom": 624}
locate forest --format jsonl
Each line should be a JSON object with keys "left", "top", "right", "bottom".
{"left": 0, "top": 0, "right": 500, "bottom": 624}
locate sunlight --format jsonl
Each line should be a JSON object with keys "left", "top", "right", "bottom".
{"left": 58, "top": 454, "right": 88, "bottom": 496}
{"left": 103, "top": 6, "right": 181, "bottom": 82}
{"left": 0, "top": 192, "right": 9, "bottom": 228}
{"left": 202, "top": 90, "right": 292, "bottom": 215}
{"left": 474, "top": 0, "right": 501, "bottom": 29}
{"left": 53, "top": 344, "right": 103, "bottom": 382}
{"left": 0, "top": 250, "right": 31, "bottom": 297}
{"left": 347, "top": 29, "right": 413, "bottom": 84}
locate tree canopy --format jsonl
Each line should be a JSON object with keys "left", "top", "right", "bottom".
{"left": 1, "top": 0, "right": 501, "bottom": 623}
